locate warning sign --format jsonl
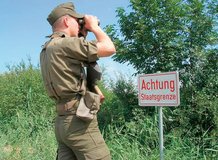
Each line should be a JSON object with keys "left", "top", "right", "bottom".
{"left": 138, "top": 71, "right": 180, "bottom": 106}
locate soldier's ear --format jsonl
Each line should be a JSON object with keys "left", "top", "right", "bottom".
{"left": 63, "top": 16, "right": 70, "bottom": 27}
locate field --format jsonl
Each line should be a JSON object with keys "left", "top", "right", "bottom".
{"left": 0, "top": 64, "right": 217, "bottom": 159}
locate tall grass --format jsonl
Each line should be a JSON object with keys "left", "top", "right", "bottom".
{"left": 103, "top": 117, "right": 218, "bottom": 160}
{"left": 0, "top": 63, "right": 217, "bottom": 159}
{"left": 1, "top": 119, "right": 217, "bottom": 160}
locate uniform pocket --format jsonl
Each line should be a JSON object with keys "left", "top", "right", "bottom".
{"left": 76, "top": 91, "right": 100, "bottom": 122}
{"left": 84, "top": 91, "right": 100, "bottom": 112}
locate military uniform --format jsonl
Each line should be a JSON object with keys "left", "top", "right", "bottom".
{"left": 40, "top": 2, "right": 111, "bottom": 160}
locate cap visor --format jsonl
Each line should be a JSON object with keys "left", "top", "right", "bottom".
{"left": 72, "top": 13, "right": 84, "bottom": 18}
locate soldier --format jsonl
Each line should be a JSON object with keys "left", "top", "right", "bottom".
{"left": 40, "top": 2, "right": 116, "bottom": 160}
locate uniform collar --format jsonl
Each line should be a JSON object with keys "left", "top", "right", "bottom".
{"left": 46, "top": 31, "right": 70, "bottom": 39}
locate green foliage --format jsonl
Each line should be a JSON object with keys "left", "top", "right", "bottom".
{"left": 110, "top": 76, "right": 138, "bottom": 121}
{"left": 108, "top": 0, "right": 218, "bottom": 74}
{"left": 0, "top": 62, "right": 56, "bottom": 159}
{"left": 0, "top": 61, "right": 55, "bottom": 133}
{"left": 106, "top": 0, "right": 218, "bottom": 157}
{"left": 0, "top": 62, "right": 217, "bottom": 159}
{"left": 103, "top": 75, "right": 218, "bottom": 158}
{"left": 1, "top": 1, "right": 218, "bottom": 157}
{"left": 0, "top": 122, "right": 56, "bottom": 160}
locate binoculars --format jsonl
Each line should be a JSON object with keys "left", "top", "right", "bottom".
{"left": 78, "top": 18, "right": 100, "bottom": 28}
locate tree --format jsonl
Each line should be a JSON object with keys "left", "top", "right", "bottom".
{"left": 106, "top": 0, "right": 218, "bottom": 151}
{"left": 108, "top": 0, "right": 217, "bottom": 74}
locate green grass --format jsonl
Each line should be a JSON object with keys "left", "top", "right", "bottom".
{"left": 0, "top": 110, "right": 56, "bottom": 160}
{"left": 0, "top": 131, "right": 56, "bottom": 160}
{"left": 0, "top": 64, "right": 217, "bottom": 160}
{"left": 1, "top": 136, "right": 56, "bottom": 160}
{"left": 1, "top": 114, "right": 217, "bottom": 159}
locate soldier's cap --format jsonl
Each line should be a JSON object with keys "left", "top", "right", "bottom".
{"left": 47, "top": 2, "right": 84, "bottom": 26}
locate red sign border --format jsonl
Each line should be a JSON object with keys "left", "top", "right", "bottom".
{"left": 138, "top": 71, "right": 180, "bottom": 106}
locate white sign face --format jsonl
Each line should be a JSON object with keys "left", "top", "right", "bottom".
{"left": 138, "top": 71, "right": 180, "bottom": 106}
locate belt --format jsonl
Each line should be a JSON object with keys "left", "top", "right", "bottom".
{"left": 56, "top": 98, "right": 79, "bottom": 116}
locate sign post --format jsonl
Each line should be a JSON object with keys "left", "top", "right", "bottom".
{"left": 138, "top": 71, "right": 180, "bottom": 160}
{"left": 158, "top": 106, "right": 164, "bottom": 160}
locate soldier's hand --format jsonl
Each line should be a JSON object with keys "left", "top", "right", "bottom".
{"left": 84, "top": 15, "right": 100, "bottom": 32}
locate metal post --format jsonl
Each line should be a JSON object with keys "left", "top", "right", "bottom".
{"left": 158, "top": 106, "right": 164, "bottom": 160}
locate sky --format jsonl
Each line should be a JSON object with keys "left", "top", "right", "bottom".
{"left": 0, "top": 0, "right": 135, "bottom": 79}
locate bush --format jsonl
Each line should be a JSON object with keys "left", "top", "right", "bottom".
{"left": 0, "top": 62, "right": 56, "bottom": 159}
{"left": 0, "top": 62, "right": 217, "bottom": 159}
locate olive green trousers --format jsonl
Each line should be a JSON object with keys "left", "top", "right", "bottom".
{"left": 55, "top": 115, "right": 111, "bottom": 160}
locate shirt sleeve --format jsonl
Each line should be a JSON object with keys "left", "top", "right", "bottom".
{"left": 62, "top": 37, "right": 99, "bottom": 62}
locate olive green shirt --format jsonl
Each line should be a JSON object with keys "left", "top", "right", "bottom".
{"left": 40, "top": 32, "right": 99, "bottom": 101}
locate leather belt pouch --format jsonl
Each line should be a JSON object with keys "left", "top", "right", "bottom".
{"left": 76, "top": 91, "right": 100, "bottom": 122}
